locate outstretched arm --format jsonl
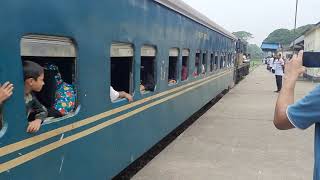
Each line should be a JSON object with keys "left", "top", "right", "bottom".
{"left": 119, "top": 91, "right": 133, "bottom": 102}
{"left": 274, "top": 51, "right": 305, "bottom": 130}
{"left": 0, "top": 82, "right": 13, "bottom": 104}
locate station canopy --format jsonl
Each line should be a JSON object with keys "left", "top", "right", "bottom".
{"left": 260, "top": 42, "right": 280, "bottom": 52}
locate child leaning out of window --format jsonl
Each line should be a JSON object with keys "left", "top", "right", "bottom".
{"left": 23, "top": 61, "right": 48, "bottom": 133}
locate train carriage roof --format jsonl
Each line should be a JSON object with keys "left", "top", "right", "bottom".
{"left": 154, "top": 0, "right": 237, "bottom": 40}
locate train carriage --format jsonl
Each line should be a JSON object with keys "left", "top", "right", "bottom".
{"left": 0, "top": 0, "right": 238, "bottom": 179}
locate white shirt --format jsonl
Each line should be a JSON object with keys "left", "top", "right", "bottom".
{"left": 201, "top": 64, "right": 205, "bottom": 73}
{"left": 270, "top": 58, "right": 275, "bottom": 70}
{"left": 267, "top": 58, "right": 270, "bottom": 65}
{"left": 274, "top": 58, "right": 285, "bottom": 76}
{"left": 110, "top": 86, "right": 120, "bottom": 102}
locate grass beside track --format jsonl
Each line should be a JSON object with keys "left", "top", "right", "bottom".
{"left": 250, "top": 58, "right": 263, "bottom": 72}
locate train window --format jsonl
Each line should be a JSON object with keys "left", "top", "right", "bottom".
{"left": 110, "top": 43, "right": 134, "bottom": 100}
{"left": 140, "top": 45, "right": 156, "bottom": 93}
{"left": 181, "top": 49, "right": 189, "bottom": 81}
{"left": 194, "top": 51, "right": 201, "bottom": 77}
{"left": 226, "top": 53, "right": 229, "bottom": 67}
{"left": 232, "top": 54, "right": 235, "bottom": 66}
{"left": 21, "top": 35, "right": 78, "bottom": 121}
{"left": 168, "top": 48, "right": 179, "bottom": 85}
{"left": 202, "top": 52, "right": 207, "bottom": 74}
{"left": 215, "top": 53, "right": 219, "bottom": 71}
{"left": 224, "top": 53, "right": 227, "bottom": 68}
{"left": 210, "top": 53, "right": 214, "bottom": 72}
{"left": 220, "top": 53, "right": 224, "bottom": 69}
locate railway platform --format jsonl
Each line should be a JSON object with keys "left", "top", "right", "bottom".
{"left": 132, "top": 65, "right": 317, "bottom": 180}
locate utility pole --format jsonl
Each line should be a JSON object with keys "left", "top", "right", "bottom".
{"left": 292, "top": 0, "right": 299, "bottom": 53}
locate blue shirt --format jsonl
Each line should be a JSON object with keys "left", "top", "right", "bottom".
{"left": 287, "top": 85, "right": 320, "bottom": 180}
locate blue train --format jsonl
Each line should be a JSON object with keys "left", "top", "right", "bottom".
{"left": 0, "top": 0, "right": 249, "bottom": 179}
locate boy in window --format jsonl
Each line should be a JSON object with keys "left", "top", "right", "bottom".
{"left": 23, "top": 61, "right": 48, "bottom": 133}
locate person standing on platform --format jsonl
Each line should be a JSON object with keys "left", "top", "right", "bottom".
{"left": 271, "top": 55, "right": 275, "bottom": 74}
{"left": 267, "top": 57, "right": 271, "bottom": 71}
{"left": 274, "top": 54, "right": 285, "bottom": 93}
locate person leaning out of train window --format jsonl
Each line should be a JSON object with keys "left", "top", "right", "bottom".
{"left": 23, "top": 61, "right": 48, "bottom": 133}
{"left": 242, "top": 54, "right": 247, "bottom": 61}
{"left": 110, "top": 86, "right": 133, "bottom": 102}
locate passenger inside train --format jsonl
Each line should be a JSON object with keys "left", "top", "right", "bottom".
{"left": 220, "top": 55, "right": 224, "bottom": 69}
{"left": 21, "top": 35, "right": 78, "bottom": 123}
{"left": 23, "top": 61, "right": 48, "bottom": 133}
{"left": 140, "top": 65, "right": 155, "bottom": 92}
{"left": 110, "top": 43, "right": 134, "bottom": 101}
{"left": 24, "top": 60, "right": 77, "bottom": 119}
{"left": 201, "top": 64, "right": 205, "bottom": 74}
{"left": 210, "top": 54, "right": 214, "bottom": 72}
{"left": 110, "top": 63, "right": 134, "bottom": 102}
{"left": 194, "top": 52, "right": 201, "bottom": 77}
{"left": 110, "top": 86, "right": 133, "bottom": 102}
{"left": 181, "top": 50, "right": 189, "bottom": 81}
{"left": 140, "top": 45, "right": 156, "bottom": 93}
{"left": 181, "top": 59, "right": 188, "bottom": 81}
{"left": 168, "top": 49, "right": 178, "bottom": 85}
{"left": 214, "top": 54, "right": 218, "bottom": 71}
{"left": 193, "top": 55, "right": 200, "bottom": 77}
{"left": 202, "top": 53, "right": 206, "bottom": 74}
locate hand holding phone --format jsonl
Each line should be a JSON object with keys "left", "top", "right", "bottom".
{"left": 302, "top": 52, "right": 320, "bottom": 67}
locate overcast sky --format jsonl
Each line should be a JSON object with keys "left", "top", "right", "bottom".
{"left": 183, "top": 0, "right": 320, "bottom": 46}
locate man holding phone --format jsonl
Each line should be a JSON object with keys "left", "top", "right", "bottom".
{"left": 273, "top": 50, "right": 320, "bottom": 179}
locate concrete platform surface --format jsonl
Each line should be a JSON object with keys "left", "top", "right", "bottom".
{"left": 132, "top": 65, "right": 318, "bottom": 180}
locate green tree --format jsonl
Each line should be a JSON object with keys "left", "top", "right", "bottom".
{"left": 232, "top": 31, "right": 253, "bottom": 41}
{"left": 264, "top": 24, "right": 314, "bottom": 45}
{"left": 248, "top": 44, "right": 263, "bottom": 59}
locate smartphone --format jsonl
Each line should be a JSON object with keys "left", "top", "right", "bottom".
{"left": 303, "top": 52, "right": 320, "bottom": 67}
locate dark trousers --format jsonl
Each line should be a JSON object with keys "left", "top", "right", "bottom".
{"left": 275, "top": 75, "right": 282, "bottom": 91}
